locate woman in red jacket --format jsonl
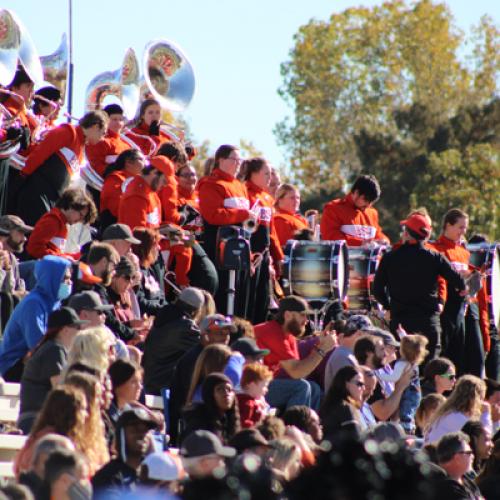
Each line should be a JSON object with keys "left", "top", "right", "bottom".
{"left": 27, "top": 188, "right": 97, "bottom": 259}
{"left": 15, "top": 111, "right": 107, "bottom": 226}
{"left": 125, "top": 99, "right": 173, "bottom": 156}
{"left": 273, "top": 184, "right": 309, "bottom": 247}
{"left": 99, "top": 149, "right": 146, "bottom": 232}
{"left": 243, "top": 157, "right": 284, "bottom": 323}
{"left": 432, "top": 208, "right": 486, "bottom": 377}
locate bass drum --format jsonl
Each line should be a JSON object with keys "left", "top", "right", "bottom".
{"left": 347, "top": 245, "right": 388, "bottom": 311}
{"left": 282, "top": 240, "right": 349, "bottom": 303}
{"left": 467, "top": 243, "right": 500, "bottom": 330}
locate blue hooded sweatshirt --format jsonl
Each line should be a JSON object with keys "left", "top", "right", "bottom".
{"left": 0, "top": 255, "right": 70, "bottom": 375}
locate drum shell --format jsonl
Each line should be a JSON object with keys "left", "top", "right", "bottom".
{"left": 282, "top": 240, "right": 348, "bottom": 302}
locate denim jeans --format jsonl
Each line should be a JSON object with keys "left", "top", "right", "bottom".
{"left": 266, "top": 378, "right": 322, "bottom": 411}
{"left": 399, "top": 383, "right": 421, "bottom": 434}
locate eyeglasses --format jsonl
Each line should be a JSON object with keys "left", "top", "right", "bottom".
{"left": 178, "top": 172, "right": 197, "bottom": 178}
{"left": 227, "top": 157, "right": 242, "bottom": 164}
{"left": 440, "top": 373, "right": 457, "bottom": 380}
{"left": 457, "top": 450, "right": 473, "bottom": 456}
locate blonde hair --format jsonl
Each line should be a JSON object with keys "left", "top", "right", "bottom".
{"left": 63, "top": 371, "right": 109, "bottom": 474}
{"left": 415, "top": 393, "right": 446, "bottom": 433}
{"left": 428, "top": 375, "right": 486, "bottom": 430}
{"left": 274, "top": 183, "right": 298, "bottom": 208}
{"left": 196, "top": 290, "right": 216, "bottom": 325}
{"left": 63, "top": 327, "right": 115, "bottom": 377}
{"left": 186, "top": 344, "right": 232, "bottom": 403}
{"left": 269, "top": 438, "right": 302, "bottom": 479}
{"left": 400, "top": 334, "right": 428, "bottom": 365}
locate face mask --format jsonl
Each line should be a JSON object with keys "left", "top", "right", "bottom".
{"left": 58, "top": 282, "right": 72, "bottom": 300}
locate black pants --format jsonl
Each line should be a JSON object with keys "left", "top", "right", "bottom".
{"left": 441, "top": 301, "right": 466, "bottom": 375}
{"left": 463, "top": 302, "right": 485, "bottom": 377}
{"left": 247, "top": 252, "right": 271, "bottom": 324}
{"left": 391, "top": 314, "right": 442, "bottom": 363}
{"left": 187, "top": 242, "right": 219, "bottom": 296}
{"left": 486, "top": 325, "right": 500, "bottom": 381}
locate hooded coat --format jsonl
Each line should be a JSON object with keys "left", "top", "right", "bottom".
{"left": 0, "top": 255, "right": 70, "bottom": 375}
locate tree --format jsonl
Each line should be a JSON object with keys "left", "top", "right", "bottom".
{"left": 276, "top": 0, "right": 499, "bottom": 195}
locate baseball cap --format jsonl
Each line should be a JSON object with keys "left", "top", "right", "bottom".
{"left": 149, "top": 156, "right": 175, "bottom": 177}
{"left": 278, "top": 295, "right": 312, "bottom": 315}
{"left": 47, "top": 307, "right": 89, "bottom": 330}
{"left": 141, "top": 452, "right": 182, "bottom": 481}
{"left": 199, "top": 314, "right": 237, "bottom": 333}
{"left": 68, "top": 291, "right": 113, "bottom": 313}
{"left": 102, "top": 223, "right": 141, "bottom": 244}
{"left": 77, "top": 262, "right": 102, "bottom": 285}
{"left": 180, "top": 430, "right": 236, "bottom": 458}
{"left": 345, "top": 314, "right": 376, "bottom": 334}
{"left": 231, "top": 337, "right": 269, "bottom": 358}
{"left": 371, "top": 328, "right": 400, "bottom": 347}
{"left": 0, "top": 215, "right": 33, "bottom": 234}
{"left": 400, "top": 213, "right": 432, "bottom": 238}
{"left": 117, "top": 406, "right": 159, "bottom": 430}
{"left": 177, "top": 287, "right": 205, "bottom": 310}
{"left": 229, "top": 429, "right": 272, "bottom": 454}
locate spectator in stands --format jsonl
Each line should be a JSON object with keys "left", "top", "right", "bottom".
{"left": 108, "top": 359, "right": 143, "bottom": 418}
{"left": 186, "top": 344, "right": 244, "bottom": 403}
{"left": 426, "top": 375, "right": 490, "bottom": 444}
{"left": 41, "top": 449, "right": 91, "bottom": 500}
{"left": 92, "top": 407, "right": 158, "bottom": 496}
{"left": 255, "top": 296, "right": 335, "bottom": 411}
{"left": 415, "top": 394, "right": 446, "bottom": 437}
{"left": 18, "top": 307, "right": 88, "bottom": 434}
{"left": 181, "top": 373, "right": 241, "bottom": 444}
{"left": 229, "top": 428, "right": 273, "bottom": 457}
{"left": 231, "top": 337, "right": 269, "bottom": 364}
{"left": 168, "top": 314, "right": 236, "bottom": 444}
{"left": 421, "top": 357, "right": 456, "bottom": 397}
{"left": 139, "top": 451, "right": 184, "bottom": 495}
{"left": 435, "top": 432, "right": 483, "bottom": 498}
{"left": 258, "top": 416, "right": 286, "bottom": 441}
{"left": 485, "top": 378, "right": 500, "bottom": 434}
{"left": 19, "top": 434, "right": 75, "bottom": 498}
{"left": 68, "top": 290, "right": 113, "bottom": 327}
{"left": 358, "top": 366, "right": 378, "bottom": 430}
{"left": 237, "top": 363, "right": 273, "bottom": 429}
{"left": 477, "top": 439, "right": 500, "bottom": 499}
{"left": 324, "top": 315, "right": 375, "bottom": 391}
{"left": 14, "top": 386, "right": 88, "bottom": 477}
{"left": 179, "top": 430, "right": 236, "bottom": 480}
{"left": 0, "top": 255, "right": 71, "bottom": 381}
{"left": 101, "top": 223, "right": 141, "bottom": 258}
{"left": 461, "top": 420, "right": 493, "bottom": 475}
{"left": 282, "top": 406, "right": 323, "bottom": 444}
{"left": 320, "top": 365, "right": 364, "bottom": 440}
{"left": 143, "top": 287, "right": 204, "bottom": 395}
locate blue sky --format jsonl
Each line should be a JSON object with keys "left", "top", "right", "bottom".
{"left": 4, "top": 1, "right": 498, "bottom": 167}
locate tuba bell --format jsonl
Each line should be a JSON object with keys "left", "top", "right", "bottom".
{"left": 0, "top": 9, "right": 21, "bottom": 87}
{"left": 84, "top": 47, "right": 140, "bottom": 119}
{"left": 40, "top": 33, "right": 68, "bottom": 103}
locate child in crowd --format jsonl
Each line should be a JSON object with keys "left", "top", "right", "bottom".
{"left": 415, "top": 393, "right": 446, "bottom": 437}
{"left": 237, "top": 363, "right": 273, "bottom": 428}
{"left": 378, "top": 334, "right": 429, "bottom": 433}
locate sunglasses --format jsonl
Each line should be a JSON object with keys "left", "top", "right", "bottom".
{"left": 440, "top": 373, "right": 457, "bottom": 380}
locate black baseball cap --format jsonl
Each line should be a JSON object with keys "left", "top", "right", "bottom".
{"left": 47, "top": 307, "right": 89, "bottom": 330}
{"left": 180, "top": 430, "right": 236, "bottom": 458}
{"left": 231, "top": 337, "right": 269, "bottom": 358}
{"left": 117, "top": 407, "right": 159, "bottom": 430}
{"left": 102, "top": 224, "right": 141, "bottom": 244}
{"left": 68, "top": 291, "right": 114, "bottom": 313}
{"left": 229, "top": 429, "right": 272, "bottom": 454}
{"left": 278, "top": 295, "right": 312, "bottom": 315}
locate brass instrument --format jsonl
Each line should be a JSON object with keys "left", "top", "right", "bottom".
{"left": 0, "top": 9, "right": 21, "bottom": 86}
{"left": 40, "top": 33, "right": 68, "bottom": 103}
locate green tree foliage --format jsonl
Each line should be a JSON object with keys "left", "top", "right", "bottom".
{"left": 277, "top": 0, "right": 499, "bottom": 238}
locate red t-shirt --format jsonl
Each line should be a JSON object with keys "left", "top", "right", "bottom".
{"left": 254, "top": 320, "right": 299, "bottom": 378}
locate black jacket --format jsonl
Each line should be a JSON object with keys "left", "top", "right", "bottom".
{"left": 142, "top": 303, "right": 200, "bottom": 395}
{"left": 373, "top": 242, "right": 466, "bottom": 318}
{"left": 136, "top": 263, "right": 168, "bottom": 317}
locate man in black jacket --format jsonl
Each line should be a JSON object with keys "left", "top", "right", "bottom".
{"left": 143, "top": 287, "right": 205, "bottom": 395}
{"left": 373, "top": 213, "right": 466, "bottom": 360}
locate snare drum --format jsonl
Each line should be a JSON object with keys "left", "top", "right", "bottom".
{"left": 467, "top": 243, "right": 500, "bottom": 329}
{"left": 347, "top": 245, "right": 387, "bottom": 311}
{"left": 282, "top": 240, "right": 349, "bottom": 302}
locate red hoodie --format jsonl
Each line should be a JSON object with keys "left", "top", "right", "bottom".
{"left": 27, "top": 207, "right": 69, "bottom": 259}
{"left": 274, "top": 209, "right": 308, "bottom": 247}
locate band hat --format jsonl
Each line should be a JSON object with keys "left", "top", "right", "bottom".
{"left": 0, "top": 215, "right": 33, "bottom": 234}
{"left": 47, "top": 307, "right": 90, "bottom": 330}
{"left": 371, "top": 328, "right": 400, "bottom": 347}
{"left": 68, "top": 291, "right": 114, "bottom": 313}
{"left": 278, "top": 295, "right": 312, "bottom": 315}
{"left": 199, "top": 314, "right": 237, "bottom": 333}
{"left": 177, "top": 287, "right": 205, "bottom": 309}
{"left": 101, "top": 223, "right": 141, "bottom": 244}
{"left": 400, "top": 213, "right": 432, "bottom": 238}
{"left": 180, "top": 430, "right": 236, "bottom": 458}
{"left": 231, "top": 337, "right": 270, "bottom": 358}
{"left": 141, "top": 452, "right": 181, "bottom": 481}
{"left": 345, "top": 314, "right": 376, "bottom": 334}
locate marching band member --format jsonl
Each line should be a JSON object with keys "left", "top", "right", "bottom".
{"left": 125, "top": 99, "right": 173, "bottom": 156}
{"left": 431, "top": 209, "right": 487, "bottom": 376}
{"left": 320, "top": 174, "right": 390, "bottom": 246}
{"left": 118, "top": 156, "right": 192, "bottom": 288}
{"left": 243, "top": 157, "right": 284, "bottom": 323}
{"left": 99, "top": 149, "right": 146, "bottom": 232}
{"left": 198, "top": 144, "right": 252, "bottom": 315}
{"left": 15, "top": 111, "right": 108, "bottom": 226}
{"left": 26, "top": 188, "right": 97, "bottom": 260}
{"left": 273, "top": 184, "right": 308, "bottom": 247}
{"left": 32, "top": 86, "right": 61, "bottom": 135}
